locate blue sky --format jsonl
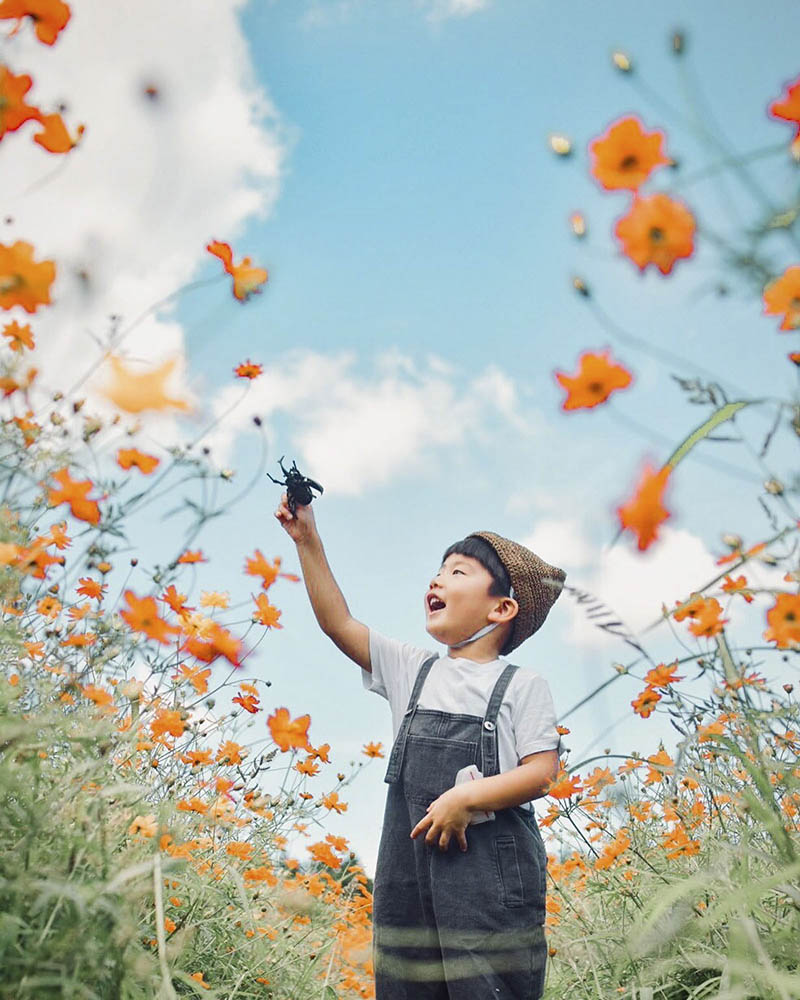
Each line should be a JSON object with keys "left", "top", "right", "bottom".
{"left": 12, "top": 0, "right": 800, "bottom": 878}
{"left": 149, "top": 0, "right": 800, "bottom": 875}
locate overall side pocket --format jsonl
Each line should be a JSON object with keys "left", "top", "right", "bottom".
{"left": 494, "top": 837, "right": 525, "bottom": 907}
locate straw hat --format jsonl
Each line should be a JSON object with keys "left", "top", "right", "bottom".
{"left": 468, "top": 530, "right": 567, "bottom": 654}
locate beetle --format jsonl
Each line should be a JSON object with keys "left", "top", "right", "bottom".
{"left": 268, "top": 456, "right": 324, "bottom": 515}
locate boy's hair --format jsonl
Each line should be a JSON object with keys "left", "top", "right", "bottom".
{"left": 441, "top": 536, "right": 512, "bottom": 599}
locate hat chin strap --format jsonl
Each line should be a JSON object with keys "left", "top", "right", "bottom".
{"left": 448, "top": 586, "right": 515, "bottom": 651}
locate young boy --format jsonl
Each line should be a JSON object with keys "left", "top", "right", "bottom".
{"left": 275, "top": 492, "right": 566, "bottom": 1000}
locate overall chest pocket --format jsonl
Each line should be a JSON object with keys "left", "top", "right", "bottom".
{"left": 402, "top": 735, "right": 479, "bottom": 805}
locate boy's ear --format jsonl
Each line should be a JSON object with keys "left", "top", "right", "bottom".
{"left": 489, "top": 597, "right": 518, "bottom": 624}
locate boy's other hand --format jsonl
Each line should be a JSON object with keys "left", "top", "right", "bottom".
{"left": 274, "top": 491, "right": 317, "bottom": 545}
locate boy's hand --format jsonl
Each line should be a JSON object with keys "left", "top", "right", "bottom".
{"left": 409, "top": 786, "right": 473, "bottom": 852}
{"left": 274, "top": 491, "right": 317, "bottom": 545}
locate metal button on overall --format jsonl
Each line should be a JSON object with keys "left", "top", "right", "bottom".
{"left": 372, "top": 655, "right": 549, "bottom": 999}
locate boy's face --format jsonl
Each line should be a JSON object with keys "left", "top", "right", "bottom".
{"left": 424, "top": 553, "right": 506, "bottom": 649}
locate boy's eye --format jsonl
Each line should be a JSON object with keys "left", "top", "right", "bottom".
{"left": 453, "top": 569, "right": 464, "bottom": 575}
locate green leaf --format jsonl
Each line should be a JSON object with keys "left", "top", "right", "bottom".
{"left": 664, "top": 401, "right": 751, "bottom": 470}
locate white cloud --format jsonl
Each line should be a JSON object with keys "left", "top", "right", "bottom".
{"left": 203, "top": 349, "right": 528, "bottom": 494}
{"left": 4, "top": 0, "right": 286, "bottom": 431}
{"left": 423, "top": 0, "right": 491, "bottom": 20}
{"left": 520, "top": 517, "right": 595, "bottom": 571}
{"left": 546, "top": 520, "right": 789, "bottom": 655}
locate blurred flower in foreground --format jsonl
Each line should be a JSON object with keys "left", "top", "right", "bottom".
{"left": 33, "top": 111, "right": 84, "bottom": 153}
{"left": 616, "top": 462, "right": 672, "bottom": 550}
{"left": 0, "top": 239, "right": 56, "bottom": 312}
{"left": 764, "top": 592, "right": 800, "bottom": 648}
{"left": 207, "top": 240, "right": 268, "bottom": 302}
{"left": 116, "top": 447, "right": 160, "bottom": 474}
{"left": 0, "top": 0, "right": 71, "bottom": 46}
{"left": 47, "top": 466, "right": 102, "bottom": 525}
{"left": 615, "top": 193, "right": 695, "bottom": 274}
{"left": 762, "top": 265, "right": 800, "bottom": 330}
{"left": 101, "top": 355, "right": 191, "bottom": 414}
{"left": 589, "top": 116, "right": 670, "bottom": 191}
{"left": 554, "top": 348, "right": 633, "bottom": 410}
{"left": 768, "top": 76, "right": 800, "bottom": 156}
{"left": 0, "top": 66, "right": 39, "bottom": 139}
{"left": 2, "top": 320, "right": 34, "bottom": 351}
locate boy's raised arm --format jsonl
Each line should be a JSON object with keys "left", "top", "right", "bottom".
{"left": 274, "top": 492, "right": 371, "bottom": 673}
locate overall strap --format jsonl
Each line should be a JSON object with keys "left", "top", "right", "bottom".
{"left": 478, "top": 662, "right": 520, "bottom": 778}
{"left": 383, "top": 654, "right": 439, "bottom": 784}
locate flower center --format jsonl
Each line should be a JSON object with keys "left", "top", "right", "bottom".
{"left": 620, "top": 154, "right": 639, "bottom": 170}
{"left": 649, "top": 226, "right": 665, "bottom": 243}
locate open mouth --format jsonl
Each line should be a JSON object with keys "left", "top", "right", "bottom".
{"left": 426, "top": 593, "right": 446, "bottom": 614}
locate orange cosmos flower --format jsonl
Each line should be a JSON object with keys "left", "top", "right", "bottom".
{"left": 643, "top": 661, "right": 684, "bottom": 689}
{"left": 81, "top": 683, "right": 112, "bottom": 706}
{"left": 172, "top": 663, "right": 211, "bottom": 695}
{"left": 47, "top": 466, "right": 102, "bottom": 525}
{"left": 60, "top": 632, "right": 95, "bottom": 647}
{"left": 177, "top": 549, "right": 206, "bottom": 564}
{"left": 631, "top": 686, "right": 661, "bottom": 718}
{"left": 33, "top": 112, "right": 84, "bottom": 153}
{"left": 48, "top": 521, "right": 70, "bottom": 549}
{"left": 199, "top": 590, "right": 229, "bottom": 609}
{"left": 2, "top": 320, "right": 34, "bottom": 350}
{"left": 127, "top": 813, "right": 157, "bottom": 838}
{"left": 252, "top": 593, "right": 282, "bottom": 628}
{"left": 16, "top": 540, "right": 61, "bottom": 579}
{"left": 161, "top": 584, "right": 195, "bottom": 616}
{"left": 764, "top": 592, "right": 800, "bottom": 649}
{"left": 244, "top": 549, "right": 299, "bottom": 588}
{"left": 182, "top": 621, "right": 241, "bottom": 666}
{"left": 150, "top": 707, "right": 186, "bottom": 740}
{"left": 593, "top": 828, "right": 630, "bottom": 870}
{"left": 687, "top": 598, "right": 728, "bottom": 638}
{"left": 77, "top": 576, "right": 106, "bottom": 601}
{"left": 615, "top": 193, "right": 695, "bottom": 275}
{"left": 234, "top": 359, "right": 263, "bottom": 379}
{"left": 120, "top": 589, "right": 181, "bottom": 644}
{"left": 544, "top": 768, "right": 583, "bottom": 799}
{"left": 101, "top": 354, "right": 190, "bottom": 414}
{"left": 207, "top": 240, "right": 268, "bottom": 302}
{"left": 588, "top": 116, "right": 670, "bottom": 191}
{"left": 0, "top": 0, "right": 71, "bottom": 45}
{"left": 233, "top": 691, "right": 260, "bottom": 714}
{"left": 321, "top": 791, "right": 347, "bottom": 814}
{"left": 763, "top": 265, "right": 800, "bottom": 331}
{"left": 116, "top": 447, "right": 160, "bottom": 474}
{"left": 268, "top": 706, "right": 313, "bottom": 753}
{"left": 215, "top": 740, "right": 246, "bottom": 765}
{"left": 721, "top": 574, "right": 754, "bottom": 603}
{"left": 644, "top": 748, "right": 673, "bottom": 784}
{"left": 0, "top": 66, "right": 39, "bottom": 138}
{"left": 616, "top": 461, "right": 671, "bottom": 551}
{"left": 554, "top": 348, "right": 633, "bottom": 410}
{"left": 36, "top": 594, "right": 61, "bottom": 618}
{"left": 716, "top": 540, "right": 766, "bottom": 567}
{"left": 0, "top": 240, "right": 56, "bottom": 313}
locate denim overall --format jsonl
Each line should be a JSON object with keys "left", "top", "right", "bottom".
{"left": 372, "top": 654, "right": 549, "bottom": 999}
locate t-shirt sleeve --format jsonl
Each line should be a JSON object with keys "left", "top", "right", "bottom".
{"left": 361, "top": 628, "right": 436, "bottom": 718}
{"left": 510, "top": 672, "right": 562, "bottom": 761}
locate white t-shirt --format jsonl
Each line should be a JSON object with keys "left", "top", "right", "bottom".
{"left": 362, "top": 629, "right": 561, "bottom": 810}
